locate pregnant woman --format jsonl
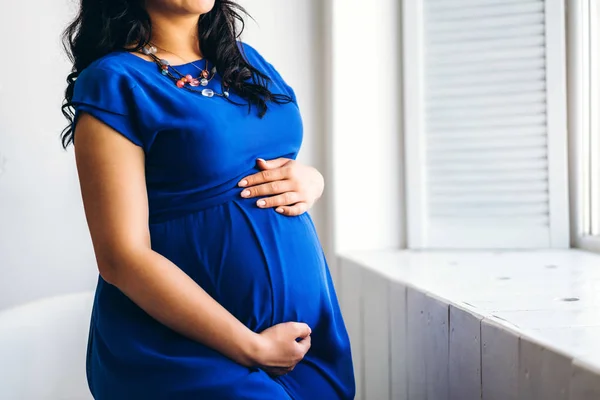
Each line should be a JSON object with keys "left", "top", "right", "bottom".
{"left": 61, "top": 0, "right": 354, "bottom": 399}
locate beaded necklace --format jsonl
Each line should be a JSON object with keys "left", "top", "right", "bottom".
{"left": 150, "top": 44, "right": 217, "bottom": 87}
{"left": 140, "top": 44, "right": 229, "bottom": 98}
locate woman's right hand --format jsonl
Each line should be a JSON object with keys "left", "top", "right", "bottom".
{"left": 250, "top": 322, "right": 312, "bottom": 376}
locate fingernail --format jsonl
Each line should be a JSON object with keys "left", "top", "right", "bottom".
{"left": 276, "top": 208, "right": 284, "bottom": 213}
{"left": 238, "top": 179, "right": 248, "bottom": 187}
{"left": 257, "top": 200, "right": 266, "bottom": 207}
{"left": 257, "top": 158, "right": 266, "bottom": 164}
{"left": 241, "top": 190, "right": 250, "bottom": 198}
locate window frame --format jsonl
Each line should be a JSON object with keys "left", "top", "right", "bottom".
{"left": 570, "top": 0, "right": 600, "bottom": 251}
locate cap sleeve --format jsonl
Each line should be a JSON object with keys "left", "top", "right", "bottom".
{"left": 72, "top": 66, "right": 144, "bottom": 148}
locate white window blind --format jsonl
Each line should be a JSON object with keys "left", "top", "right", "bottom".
{"left": 403, "top": 0, "right": 569, "bottom": 249}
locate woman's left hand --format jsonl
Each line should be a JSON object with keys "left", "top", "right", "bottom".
{"left": 238, "top": 158, "right": 324, "bottom": 216}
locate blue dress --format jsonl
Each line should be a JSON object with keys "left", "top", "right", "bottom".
{"left": 71, "top": 43, "right": 355, "bottom": 399}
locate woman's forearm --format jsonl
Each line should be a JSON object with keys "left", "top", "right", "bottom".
{"left": 103, "top": 248, "right": 259, "bottom": 366}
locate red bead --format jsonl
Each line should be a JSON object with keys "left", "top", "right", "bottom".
{"left": 176, "top": 80, "right": 185, "bottom": 88}
{"left": 201, "top": 70, "right": 209, "bottom": 79}
{"left": 161, "top": 65, "right": 168, "bottom": 70}
{"left": 185, "top": 74, "right": 193, "bottom": 82}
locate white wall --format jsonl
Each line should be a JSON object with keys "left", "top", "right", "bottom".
{"left": 330, "top": 0, "right": 405, "bottom": 254}
{"left": 0, "top": 0, "right": 326, "bottom": 310}
{"left": 0, "top": 0, "right": 96, "bottom": 311}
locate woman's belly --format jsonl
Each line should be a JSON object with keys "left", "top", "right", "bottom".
{"left": 89, "top": 197, "right": 354, "bottom": 399}
{"left": 148, "top": 196, "right": 332, "bottom": 332}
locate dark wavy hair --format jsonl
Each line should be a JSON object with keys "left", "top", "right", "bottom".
{"left": 60, "top": 0, "right": 291, "bottom": 148}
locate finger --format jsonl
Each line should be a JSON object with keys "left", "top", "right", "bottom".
{"left": 238, "top": 167, "right": 288, "bottom": 188}
{"left": 256, "top": 192, "right": 302, "bottom": 209}
{"left": 296, "top": 334, "right": 312, "bottom": 356}
{"left": 240, "top": 181, "right": 295, "bottom": 199}
{"left": 292, "top": 322, "right": 312, "bottom": 338}
{"left": 275, "top": 202, "right": 310, "bottom": 216}
{"left": 262, "top": 366, "right": 293, "bottom": 377}
{"left": 256, "top": 157, "right": 291, "bottom": 170}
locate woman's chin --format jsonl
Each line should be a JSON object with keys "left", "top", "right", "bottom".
{"left": 185, "top": 0, "right": 216, "bottom": 14}
{"left": 150, "top": 0, "right": 216, "bottom": 15}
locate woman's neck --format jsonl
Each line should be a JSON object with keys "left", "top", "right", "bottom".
{"left": 145, "top": 9, "right": 204, "bottom": 63}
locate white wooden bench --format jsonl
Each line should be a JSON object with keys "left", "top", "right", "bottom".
{"left": 339, "top": 250, "right": 600, "bottom": 400}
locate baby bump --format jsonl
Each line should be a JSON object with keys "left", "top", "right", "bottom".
{"left": 149, "top": 198, "right": 331, "bottom": 332}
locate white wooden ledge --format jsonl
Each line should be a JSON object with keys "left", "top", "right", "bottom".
{"left": 338, "top": 250, "right": 600, "bottom": 400}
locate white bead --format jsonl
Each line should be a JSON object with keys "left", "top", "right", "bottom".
{"left": 202, "top": 89, "right": 215, "bottom": 97}
{"left": 200, "top": 78, "right": 209, "bottom": 86}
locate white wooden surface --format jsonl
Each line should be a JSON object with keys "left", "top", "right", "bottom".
{"left": 362, "top": 268, "right": 390, "bottom": 400}
{"left": 570, "top": 360, "right": 600, "bottom": 400}
{"left": 339, "top": 258, "right": 364, "bottom": 399}
{"left": 519, "top": 338, "right": 571, "bottom": 400}
{"left": 339, "top": 250, "right": 600, "bottom": 400}
{"left": 406, "top": 288, "right": 427, "bottom": 400}
{"left": 481, "top": 318, "right": 519, "bottom": 400}
{"left": 389, "top": 281, "right": 408, "bottom": 400}
{"left": 449, "top": 304, "right": 482, "bottom": 400}
{"left": 424, "top": 294, "right": 449, "bottom": 400}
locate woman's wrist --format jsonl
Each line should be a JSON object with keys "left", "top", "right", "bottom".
{"left": 235, "top": 330, "right": 264, "bottom": 367}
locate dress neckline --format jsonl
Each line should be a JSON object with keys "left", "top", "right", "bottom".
{"left": 120, "top": 50, "right": 206, "bottom": 69}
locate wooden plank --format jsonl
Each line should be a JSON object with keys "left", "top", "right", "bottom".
{"left": 390, "top": 281, "right": 408, "bottom": 400}
{"left": 362, "top": 268, "right": 390, "bottom": 400}
{"left": 407, "top": 287, "right": 428, "bottom": 400}
{"left": 481, "top": 318, "right": 518, "bottom": 400}
{"left": 338, "top": 258, "right": 364, "bottom": 400}
{"left": 569, "top": 359, "right": 600, "bottom": 400}
{"left": 449, "top": 304, "right": 483, "bottom": 400}
{"left": 518, "top": 338, "right": 570, "bottom": 400}
{"left": 425, "top": 294, "right": 449, "bottom": 400}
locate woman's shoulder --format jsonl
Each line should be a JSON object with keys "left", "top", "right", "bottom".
{"left": 71, "top": 52, "right": 147, "bottom": 148}
{"left": 77, "top": 51, "right": 139, "bottom": 85}
{"left": 73, "top": 52, "right": 142, "bottom": 108}
{"left": 72, "top": 51, "right": 142, "bottom": 120}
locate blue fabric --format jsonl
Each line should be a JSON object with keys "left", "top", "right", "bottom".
{"left": 72, "top": 43, "right": 355, "bottom": 400}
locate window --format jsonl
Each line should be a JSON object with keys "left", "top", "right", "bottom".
{"left": 403, "top": 0, "right": 569, "bottom": 249}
